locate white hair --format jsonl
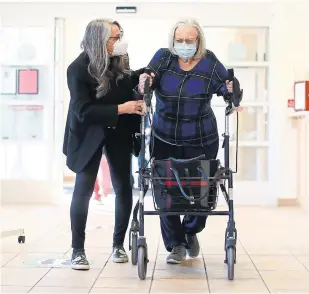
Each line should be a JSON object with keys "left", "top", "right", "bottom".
{"left": 168, "top": 19, "right": 206, "bottom": 59}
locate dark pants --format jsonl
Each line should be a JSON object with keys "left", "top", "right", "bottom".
{"left": 151, "top": 136, "right": 219, "bottom": 252}
{"left": 70, "top": 131, "right": 133, "bottom": 250}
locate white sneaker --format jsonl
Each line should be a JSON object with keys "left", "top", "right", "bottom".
{"left": 112, "top": 246, "right": 129, "bottom": 263}
{"left": 71, "top": 250, "right": 90, "bottom": 270}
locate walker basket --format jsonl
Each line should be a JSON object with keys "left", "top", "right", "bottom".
{"left": 151, "top": 157, "right": 220, "bottom": 211}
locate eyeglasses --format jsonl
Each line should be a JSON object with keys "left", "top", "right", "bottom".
{"left": 109, "top": 36, "right": 121, "bottom": 42}
{"left": 174, "top": 38, "right": 198, "bottom": 45}
{"left": 109, "top": 28, "right": 123, "bottom": 42}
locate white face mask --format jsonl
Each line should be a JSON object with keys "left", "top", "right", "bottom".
{"left": 112, "top": 39, "right": 128, "bottom": 56}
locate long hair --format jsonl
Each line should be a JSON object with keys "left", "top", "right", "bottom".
{"left": 168, "top": 19, "right": 206, "bottom": 60}
{"left": 81, "top": 19, "right": 130, "bottom": 98}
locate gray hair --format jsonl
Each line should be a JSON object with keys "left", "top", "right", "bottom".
{"left": 81, "top": 19, "right": 130, "bottom": 98}
{"left": 168, "top": 19, "right": 206, "bottom": 59}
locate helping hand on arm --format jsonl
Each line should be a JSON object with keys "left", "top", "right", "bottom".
{"left": 138, "top": 73, "right": 155, "bottom": 95}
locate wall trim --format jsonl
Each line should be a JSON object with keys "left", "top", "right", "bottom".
{"left": 278, "top": 198, "right": 299, "bottom": 207}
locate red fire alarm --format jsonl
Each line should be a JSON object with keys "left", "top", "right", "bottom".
{"left": 294, "top": 81, "right": 309, "bottom": 111}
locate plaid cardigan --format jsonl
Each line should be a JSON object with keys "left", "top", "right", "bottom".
{"left": 148, "top": 48, "right": 229, "bottom": 147}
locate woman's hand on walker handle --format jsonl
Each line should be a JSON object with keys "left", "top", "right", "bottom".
{"left": 118, "top": 100, "right": 145, "bottom": 115}
{"left": 225, "top": 80, "right": 243, "bottom": 112}
{"left": 226, "top": 80, "right": 233, "bottom": 93}
{"left": 138, "top": 73, "right": 155, "bottom": 95}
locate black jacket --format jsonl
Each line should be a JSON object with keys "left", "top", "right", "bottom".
{"left": 63, "top": 52, "right": 143, "bottom": 173}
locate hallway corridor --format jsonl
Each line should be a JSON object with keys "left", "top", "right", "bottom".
{"left": 1, "top": 198, "right": 309, "bottom": 293}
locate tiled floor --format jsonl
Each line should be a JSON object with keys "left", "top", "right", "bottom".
{"left": 1, "top": 196, "right": 309, "bottom": 293}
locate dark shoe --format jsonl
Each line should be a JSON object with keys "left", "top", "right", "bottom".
{"left": 166, "top": 245, "right": 186, "bottom": 264}
{"left": 112, "top": 246, "right": 129, "bottom": 263}
{"left": 71, "top": 250, "right": 90, "bottom": 270}
{"left": 186, "top": 234, "right": 200, "bottom": 258}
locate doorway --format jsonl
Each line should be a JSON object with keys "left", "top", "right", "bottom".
{"left": 0, "top": 16, "right": 63, "bottom": 204}
{"left": 60, "top": 19, "right": 273, "bottom": 205}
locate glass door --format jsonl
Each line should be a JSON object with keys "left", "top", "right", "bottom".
{"left": 203, "top": 27, "right": 272, "bottom": 205}
{"left": 0, "top": 18, "right": 62, "bottom": 203}
{"left": 54, "top": 18, "right": 66, "bottom": 195}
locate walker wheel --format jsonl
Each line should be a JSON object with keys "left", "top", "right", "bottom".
{"left": 18, "top": 236, "right": 25, "bottom": 244}
{"left": 226, "top": 247, "right": 235, "bottom": 280}
{"left": 137, "top": 246, "right": 148, "bottom": 280}
{"left": 131, "top": 233, "right": 138, "bottom": 266}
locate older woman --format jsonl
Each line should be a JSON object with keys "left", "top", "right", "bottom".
{"left": 138, "top": 19, "right": 241, "bottom": 264}
{"left": 63, "top": 19, "right": 145, "bottom": 270}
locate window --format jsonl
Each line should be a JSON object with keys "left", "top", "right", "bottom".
{"left": 0, "top": 26, "right": 54, "bottom": 180}
{"left": 230, "top": 147, "right": 268, "bottom": 181}
{"left": 203, "top": 27, "right": 268, "bottom": 63}
{"left": 205, "top": 26, "right": 270, "bottom": 182}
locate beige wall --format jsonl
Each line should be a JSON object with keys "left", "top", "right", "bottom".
{"left": 296, "top": 116, "right": 309, "bottom": 210}
{"left": 269, "top": 1, "right": 309, "bottom": 206}
{"left": 2, "top": 1, "right": 308, "bottom": 206}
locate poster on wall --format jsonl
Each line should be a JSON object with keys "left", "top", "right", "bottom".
{"left": 18, "top": 69, "right": 39, "bottom": 95}
{"left": 0, "top": 67, "right": 17, "bottom": 95}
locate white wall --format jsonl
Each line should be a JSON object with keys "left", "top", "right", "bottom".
{"left": 0, "top": 2, "right": 272, "bottom": 25}
{"left": 1, "top": 0, "right": 309, "bottom": 206}
{"left": 268, "top": 1, "right": 309, "bottom": 204}
{"left": 295, "top": 115, "right": 309, "bottom": 210}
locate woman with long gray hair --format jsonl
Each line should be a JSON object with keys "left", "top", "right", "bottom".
{"left": 63, "top": 19, "right": 145, "bottom": 270}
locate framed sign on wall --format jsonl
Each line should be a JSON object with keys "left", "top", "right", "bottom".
{"left": 294, "top": 81, "right": 309, "bottom": 111}
{"left": 17, "top": 69, "right": 39, "bottom": 95}
{"left": 0, "top": 67, "right": 17, "bottom": 95}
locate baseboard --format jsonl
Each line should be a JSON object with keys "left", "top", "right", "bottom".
{"left": 278, "top": 198, "right": 299, "bottom": 207}
{"left": 63, "top": 175, "right": 75, "bottom": 183}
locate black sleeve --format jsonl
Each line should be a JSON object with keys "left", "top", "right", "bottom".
{"left": 67, "top": 66, "right": 118, "bottom": 127}
{"left": 133, "top": 67, "right": 146, "bottom": 76}
{"left": 130, "top": 67, "right": 146, "bottom": 89}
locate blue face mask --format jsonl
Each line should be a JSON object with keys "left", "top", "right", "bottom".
{"left": 173, "top": 42, "right": 197, "bottom": 60}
